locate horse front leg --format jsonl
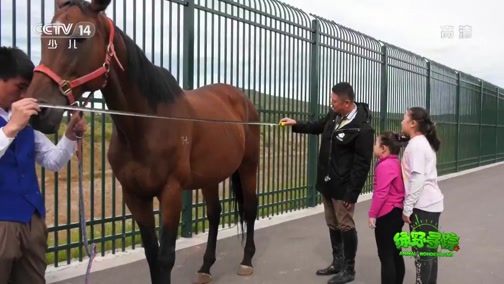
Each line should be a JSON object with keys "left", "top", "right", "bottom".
{"left": 194, "top": 185, "right": 221, "bottom": 284}
{"left": 158, "top": 182, "right": 183, "bottom": 284}
{"left": 122, "top": 190, "right": 160, "bottom": 284}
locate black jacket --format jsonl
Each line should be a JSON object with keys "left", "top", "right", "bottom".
{"left": 292, "top": 102, "right": 375, "bottom": 203}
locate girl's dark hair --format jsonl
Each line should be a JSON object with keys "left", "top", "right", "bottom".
{"left": 379, "top": 131, "right": 407, "bottom": 155}
{"left": 408, "top": 107, "right": 441, "bottom": 152}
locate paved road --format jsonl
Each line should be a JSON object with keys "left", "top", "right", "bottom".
{"left": 55, "top": 164, "right": 504, "bottom": 283}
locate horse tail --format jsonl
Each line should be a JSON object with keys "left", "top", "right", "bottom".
{"left": 230, "top": 171, "right": 246, "bottom": 243}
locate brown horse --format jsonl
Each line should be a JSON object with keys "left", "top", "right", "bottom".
{"left": 26, "top": 0, "right": 261, "bottom": 283}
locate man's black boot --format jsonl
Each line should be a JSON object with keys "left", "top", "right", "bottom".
{"left": 328, "top": 228, "right": 357, "bottom": 284}
{"left": 316, "top": 229, "right": 344, "bottom": 276}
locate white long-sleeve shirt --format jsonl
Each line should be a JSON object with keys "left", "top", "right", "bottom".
{"left": 401, "top": 135, "right": 444, "bottom": 217}
{"left": 0, "top": 108, "right": 77, "bottom": 171}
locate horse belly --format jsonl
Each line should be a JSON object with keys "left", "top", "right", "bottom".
{"left": 186, "top": 125, "right": 245, "bottom": 188}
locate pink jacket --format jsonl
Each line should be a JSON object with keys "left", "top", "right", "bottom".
{"left": 368, "top": 155, "right": 405, "bottom": 218}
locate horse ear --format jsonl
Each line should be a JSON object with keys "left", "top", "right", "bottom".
{"left": 90, "top": 0, "right": 111, "bottom": 12}
{"left": 56, "top": 0, "right": 70, "bottom": 9}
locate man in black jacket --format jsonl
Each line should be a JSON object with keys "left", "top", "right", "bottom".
{"left": 279, "top": 82, "right": 374, "bottom": 284}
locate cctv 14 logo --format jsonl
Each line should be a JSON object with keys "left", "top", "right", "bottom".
{"left": 33, "top": 22, "right": 95, "bottom": 39}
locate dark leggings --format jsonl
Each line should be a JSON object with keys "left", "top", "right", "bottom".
{"left": 374, "top": 207, "right": 405, "bottom": 284}
{"left": 409, "top": 208, "right": 441, "bottom": 284}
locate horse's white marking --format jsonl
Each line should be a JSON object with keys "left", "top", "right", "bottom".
{"left": 181, "top": 136, "right": 189, "bottom": 145}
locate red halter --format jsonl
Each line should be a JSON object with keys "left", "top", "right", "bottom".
{"left": 33, "top": 18, "right": 124, "bottom": 106}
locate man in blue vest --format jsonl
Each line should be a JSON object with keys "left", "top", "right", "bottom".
{"left": 0, "top": 46, "right": 87, "bottom": 283}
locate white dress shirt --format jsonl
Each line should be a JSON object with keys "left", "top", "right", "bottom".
{"left": 334, "top": 103, "right": 358, "bottom": 130}
{"left": 0, "top": 108, "right": 77, "bottom": 171}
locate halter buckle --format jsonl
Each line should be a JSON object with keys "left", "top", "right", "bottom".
{"left": 59, "top": 81, "right": 72, "bottom": 95}
{"left": 106, "top": 43, "right": 114, "bottom": 57}
{"left": 103, "top": 62, "right": 110, "bottom": 73}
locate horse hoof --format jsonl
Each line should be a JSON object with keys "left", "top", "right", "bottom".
{"left": 193, "top": 272, "right": 212, "bottom": 284}
{"left": 237, "top": 265, "right": 254, "bottom": 276}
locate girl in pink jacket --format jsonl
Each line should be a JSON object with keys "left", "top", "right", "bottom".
{"left": 368, "top": 131, "right": 406, "bottom": 284}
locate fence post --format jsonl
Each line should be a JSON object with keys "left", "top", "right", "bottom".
{"left": 455, "top": 72, "right": 461, "bottom": 172}
{"left": 478, "top": 80, "right": 484, "bottom": 167}
{"left": 306, "top": 19, "right": 320, "bottom": 207}
{"left": 496, "top": 87, "right": 499, "bottom": 162}
{"left": 379, "top": 45, "right": 388, "bottom": 133}
{"left": 425, "top": 61, "right": 431, "bottom": 111}
{"left": 181, "top": 0, "right": 195, "bottom": 238}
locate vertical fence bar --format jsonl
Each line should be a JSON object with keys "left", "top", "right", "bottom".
{"left": 425, "top": 60, "right": 431, "bottom": 111}
{"left": 478, "top": 80, "right": 483, "bottom": 166}
{"left": 306, "top": 19, "right": 320, "bottom": 207}
{"left": 455, "top": 72, "right": 461, "bottom": 172}
{"left": 12, "top": 0, "right": 16, "bottom": 46}
{"left": 496, "top": 87, "right": 500, "bottom": 162}
{"left": 27, "top": 0, "right": 31, "bottom": 57}
{"left": 181, "top": 0, "right": 195, "bottom": 238}
{"left": 380, "top": 45, "right": 388, "bottom": 133}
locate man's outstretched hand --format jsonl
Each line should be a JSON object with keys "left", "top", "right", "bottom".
{"left": 279, "top": 117, "right": 296, "bottom": 126}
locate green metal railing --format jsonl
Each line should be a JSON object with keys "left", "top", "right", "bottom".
{"left": 1, "top": 0, "right": 503, "bottom": 266}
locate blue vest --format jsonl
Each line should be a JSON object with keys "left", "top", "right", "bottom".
{"left": 0, "top": 117, "right": 45, "bottom": 223}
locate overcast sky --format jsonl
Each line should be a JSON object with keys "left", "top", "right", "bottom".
{"left": 287, "top": 0, "right": 502, "bottom": 87}
{"left": 0, "top": 0, "right": 501, "bottom": 115}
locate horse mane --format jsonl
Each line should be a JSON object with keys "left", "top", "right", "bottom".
{"left": 113, "top": 27, "right": 185, "bottom": 107}
{"left": 62, "top": 0, "right": 93, "bottom": 15}
{"left": 64, "top": 0, "right": 185, "bottom": 109}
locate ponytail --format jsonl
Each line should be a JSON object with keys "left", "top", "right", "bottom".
{"left": 424, "top": 118, "right": 441, "bottom": 152}
{"left": 379, "top": 131, "right": 408, "bottom": 155}
{"left": 407, "top": 107, "right": 441, "bottom": 152}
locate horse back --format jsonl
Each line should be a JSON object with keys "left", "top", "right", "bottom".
{"left": 184, "top": 83, "right": 259, "bottom": 127}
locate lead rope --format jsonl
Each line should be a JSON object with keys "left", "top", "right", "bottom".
{"left": 74, "top": 93, "right": 96, "bottom": 284}
{"left": 77, "top": 132, "right": 97, "bottom": 284}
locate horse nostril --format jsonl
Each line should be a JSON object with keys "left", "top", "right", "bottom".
{"left": 38, "top": 106, "right": 48, "bottom": 118}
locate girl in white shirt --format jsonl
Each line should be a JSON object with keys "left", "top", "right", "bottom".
{"left": 400, "top": 107, "right": 444, "bottom": 284}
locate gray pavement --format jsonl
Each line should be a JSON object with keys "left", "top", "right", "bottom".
{"left": 55, "top": 164, "right": 504, "bottom": 284}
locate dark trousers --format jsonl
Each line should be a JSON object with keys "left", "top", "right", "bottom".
{"left": 409, "top": 208, "right": 441, "bottom": 284}
{"left": 0, "top": 213, "right": 48, "bottom": 284}
{"left": 374, "top": 207, "right": 405, "bottom": 284}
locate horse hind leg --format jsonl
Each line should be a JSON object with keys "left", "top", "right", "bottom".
{"left": 193, "top": 185, "right": 221, "bottom": 284}
{"left": 231, "top": 168, "right": 258, "bottom": 276}
{"left": 122, "top": 191, "right": 160, "bottom": 284}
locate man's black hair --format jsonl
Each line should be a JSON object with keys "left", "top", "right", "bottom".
{"left": 0, "top": 46, "right": 34, "bottom": 82}
{"left": 331, "top": 82, "right": 355, "bottom": 102}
